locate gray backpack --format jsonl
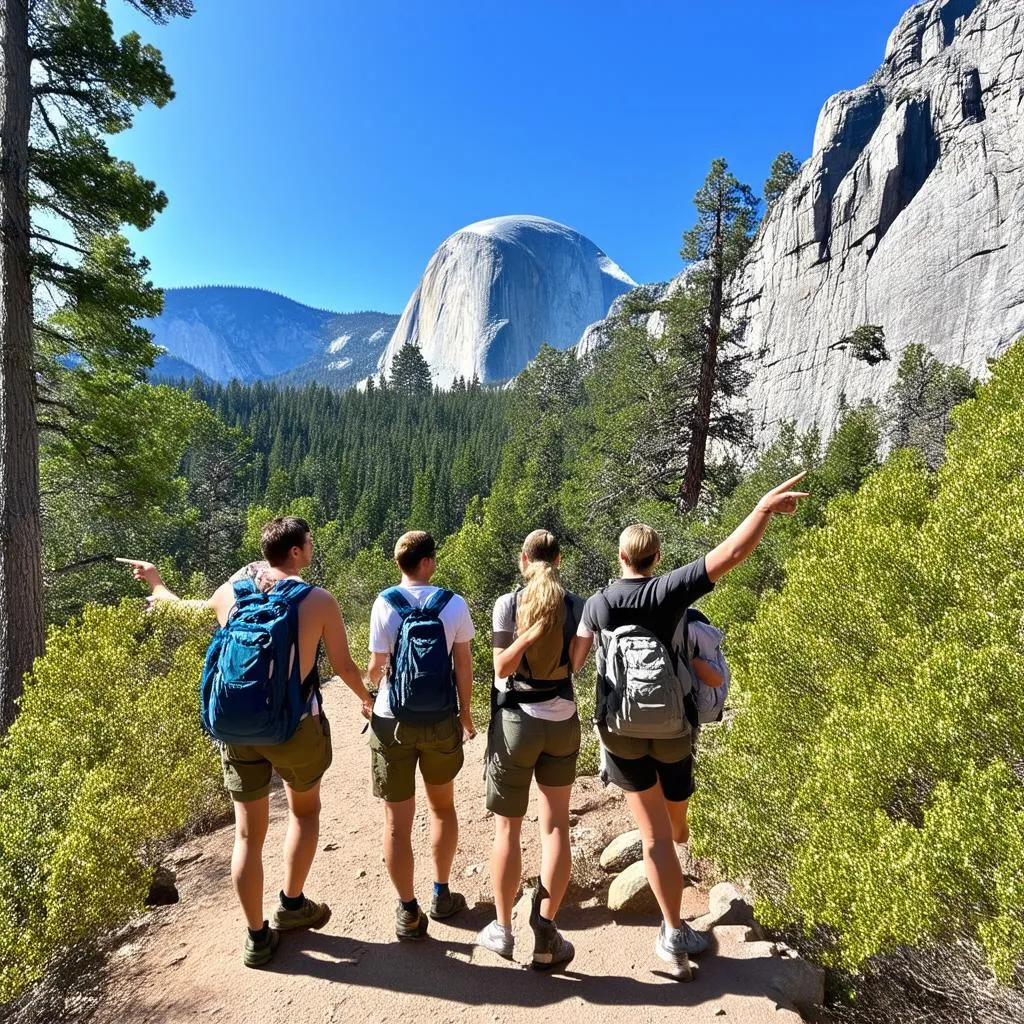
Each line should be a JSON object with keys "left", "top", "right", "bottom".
{"left": 597, "top": 623, "right": 693, "bottom": 739}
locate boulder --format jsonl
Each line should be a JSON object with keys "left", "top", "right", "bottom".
{"left": 607, "top": 861, "right": 659, "bottom": 914}
{"left": 599, "top": 830, "right": 644, "bottom": 873}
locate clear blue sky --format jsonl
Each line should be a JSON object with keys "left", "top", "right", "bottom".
{"left": 112, "top": 0, "right": 912, "bottom": 314}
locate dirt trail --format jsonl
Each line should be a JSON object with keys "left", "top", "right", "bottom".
{"left": 83, "top": 687, "right": 811, "bottom": 1024}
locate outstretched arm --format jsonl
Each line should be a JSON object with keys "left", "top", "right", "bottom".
{"left": 704, "top": 472, "right": 809, "bottom": 583}
{"left": 117, "top": 558, "right": 215, "bottom": 613}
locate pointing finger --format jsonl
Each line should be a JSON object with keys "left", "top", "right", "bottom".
{"left": 772, "top": 471, "right": 808, "bottom": 494}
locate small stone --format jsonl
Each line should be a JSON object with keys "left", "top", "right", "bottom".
{"left": 463, "top": 863, "right": 483, "bottom": 877}
{"left": 599, "top": 830, "right": 644, "bottom": 872}
{"left": 355, "top": 869, "right": 367, "bottom": 879}
{"left": 166, "top": 952, "right": 187, "bottom": 967}
{"left": 607, "top": 861, "right": 659, "bottom": 914}
{"left": 323, "top": 842, "right": 339, "bottom": 851}
{"left": 715, "top": 1010, "right": 726, "bottom": 1017}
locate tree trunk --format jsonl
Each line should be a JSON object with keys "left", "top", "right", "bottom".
{"left": 0, "top": 0, "right": 44, "bottom": 733}
{"left": 681, "top": 210, "right": 724, "bottom": 509}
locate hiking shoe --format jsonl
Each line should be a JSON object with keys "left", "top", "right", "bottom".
{"left": 531, "top": 920, "right": 574, "bottom": 971}
{"left": 475, "top": 920, "right": 514, "bottom": 959}
{"left": 654, "top": 920, "right": 707, "bottom": 980}
{"left": 243, "top": 925, "right": 279, "bottom": 968}
{"left": 429, "top": 889, "right": 467, "bottom": 920}
{"left": 395, "top": 902, "right": 429, "bottom": 940}
{"left": 271, "top": 896, "right": 332, "bottom": 932}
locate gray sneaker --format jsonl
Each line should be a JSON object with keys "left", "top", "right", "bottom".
{"left": 655, "top": 920, "right": 707, "bottom": 980}
{"left": 475, "top": 920, "right": 514, "bottom": 959}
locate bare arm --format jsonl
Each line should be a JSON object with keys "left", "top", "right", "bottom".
{"left": 492, "top": 619, "right": 545, "bottom": 678}
{"left": 570, "top": 632, "right": 593, "bottom": 673}
{"left": 692, "top": 656, "right": 725, "bottom": 689}
{"left": 319, "top": 591, "right": 374, "bottom": 718}
{"left": 368, "top": 651, "right": 390, "bottom": 686}
{"left": 453, "top": 640, "right": 476, "bottom": 739}
{"left": 705, "top": 472, "right": 809, "bottom": 583}
{"left": 117, "top": 558, "right": 217, "bottom": 614}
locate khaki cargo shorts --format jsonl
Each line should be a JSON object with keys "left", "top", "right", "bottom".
{"left": 485, "top": 708, "right": 581, "bottom": 818}
{"left": 368, "top": 713, "right": 464, "bottom": 803}
{"left": 220, "top": 712, "right": 333, "bottom": 803}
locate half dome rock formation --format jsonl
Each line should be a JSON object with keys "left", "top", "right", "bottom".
{"left": 381, "top": 215, "right": 635, "bottom": 386}
{"left": 736, "top": 0, "right": 1024, "bottom": 438}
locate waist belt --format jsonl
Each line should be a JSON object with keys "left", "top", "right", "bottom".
{"left": 492, "top": 675, "right": 575, "bottom": 709}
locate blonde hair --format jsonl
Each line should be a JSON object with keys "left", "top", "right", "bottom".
{"left": 619, "top": 523, "right": 660, "bottom": 573}
{"left": 394, "top": 531, "right": 435, "bottom": 573}
{"left": 516, "top": 530, "right": 564, "bottom": 635}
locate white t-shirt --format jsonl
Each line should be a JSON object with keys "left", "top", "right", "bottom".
{"left": 368, "top": 585, "right": 475, "bottom": 719}
{"left": 492, "top": 591, "right": 583, "bottom": 722}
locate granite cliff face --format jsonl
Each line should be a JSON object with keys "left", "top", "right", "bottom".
{"left": 736, "top": 0, "right": 1024, "bottom": 437}
{"left": 381, "top": 216, "right": 635, "bottom": 387}
{"left": 145, "top": 286, "right": 397, "bottom": 388}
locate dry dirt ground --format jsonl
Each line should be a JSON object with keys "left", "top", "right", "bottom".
{"left": 74, "top": 686, "right": 811, "bottom": 1024}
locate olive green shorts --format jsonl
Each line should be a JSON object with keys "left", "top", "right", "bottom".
{"left": 220, "top": 712, "right": 333, "bottom": 803}
{"left": 485, "top": 708, "right": 581, "bottom": 819}
{"left": 368, "top": 713, "right": 464, "bottom": 803}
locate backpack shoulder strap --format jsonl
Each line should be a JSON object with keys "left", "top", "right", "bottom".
{"left": 425, "top": 588, "right": 454, "bottom": 615}
{"left": 270, "top": 578, "right": 313, "bottom": 604}
{"left": 381, "top": 587, "right": 413, "bottom": 617}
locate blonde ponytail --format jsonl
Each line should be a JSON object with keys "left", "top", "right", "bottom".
{"left": 516, "top": 530, "right": 564, "bottom": 636}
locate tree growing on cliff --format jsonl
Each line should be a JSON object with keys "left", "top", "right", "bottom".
{"left": 832, "top": 324, "right": 890, "bottom": 365}
{"left": 763, "top": 151, "right": 802, "bottom": 208}
{"left": 678, "top": 158, "right": 760, "bottom": 508}
{"left": 0, "top": 0, "right": 194, "bottom": 731}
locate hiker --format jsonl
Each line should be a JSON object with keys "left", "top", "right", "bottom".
{"left": 574, "top": 473, "right": 809, "bottom": 980}
{"left": 475, "top": 530, "right": 587, "bottom": 970}
{"left": 120, "top": 516, "right": 373, "bottom": 968}
{"left": 366, "top": 530, "right": 477, "bottom": 940}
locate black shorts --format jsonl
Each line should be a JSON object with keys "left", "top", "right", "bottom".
{"left": 603, "top": 750, "right": 694, "bottom": 802}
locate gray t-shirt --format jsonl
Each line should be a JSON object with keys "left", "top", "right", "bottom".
{"left": 493, "top": 591, "right": 584, "bottom": 722}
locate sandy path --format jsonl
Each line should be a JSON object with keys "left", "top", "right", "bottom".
{"left": 83, "top": 686, "right": 808, "bottom": 1024}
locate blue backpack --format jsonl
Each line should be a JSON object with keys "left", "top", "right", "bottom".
{"left": 200, "top": 577, "right": 314, "bottom": 745}
{"left": 381, "top": 587, "right": 456, "bottom": 723}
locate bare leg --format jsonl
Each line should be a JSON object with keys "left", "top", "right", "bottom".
{"left": 383, "top": 797, "right": 416, "bottom": 902}
{"left": 536, "top": 783, "right": 572, "bottom": 921}
{"left": 424, "top": 780, "right": 458, "bottom": 885}
{"left": 667, "top": 798, "right": 689, "bottom": 846}
{"left": 281, "top": 781, "right": 322, "bottom": 899}
{"left": 490, "top": 814, "right": 523, "bottom": 927}
{"left": 625, "top": 783, "right": 684, "bottom": 929}
{"left": 231, "top": 796, "right": 270, "bottom": 929}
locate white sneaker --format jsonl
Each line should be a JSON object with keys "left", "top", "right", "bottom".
{"left": 655, "top": 921, "right": 707, "bottom": 980}
{"left": 475, "top": 920, "right": 514, "bottom": 959}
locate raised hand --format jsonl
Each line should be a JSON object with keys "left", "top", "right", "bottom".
{"left": 756, "top": 471, "right": 810, "bottom": 516}
{"left": 114, "top": 557, "right": 163, "bottom": 589}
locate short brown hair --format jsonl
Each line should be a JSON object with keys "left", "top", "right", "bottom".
{"left": 260, "top": 516, "right": 311, "bottom": 565}
{"left": 619, "top": 523, "right": 660, "bottom": 573}
{"left": 394, "top": 530, "right": 436, "bottom": 573}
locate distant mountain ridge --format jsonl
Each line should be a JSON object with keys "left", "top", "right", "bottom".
{"left": 145, "top": 286, "right": 398, "bottom": 388}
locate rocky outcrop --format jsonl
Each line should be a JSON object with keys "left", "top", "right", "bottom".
{"left": 736, "top": 0, "right": 1024, "bottom": 438}
{"left": 382, "top": 216, "right": 635, "bottom": 387}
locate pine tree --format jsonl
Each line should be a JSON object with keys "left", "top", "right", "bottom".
{"left": 679, "top": 158, "right": 760, "bottom": 508}
{"left": 389, "top": 341, "right": 432, "bottom": 396}
{"left": 763, "top": 151, "right": 802, "bottom": 208}
{"left": 0, "top": 0, "right": 194, "bottom": 731}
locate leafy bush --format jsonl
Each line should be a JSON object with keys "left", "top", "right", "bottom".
{"left": 0, "top": 601, "right": 222, "bottom": 1003}
{"left": 694, "top": 339, "right": 1024, "bottom": 980}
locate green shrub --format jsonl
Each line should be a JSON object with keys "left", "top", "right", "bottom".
{"left": 0, "top": 601, "right": 222, "bottom": 1003}
{"left": 694, "top": 338, "right": 1024, "bottom": 980}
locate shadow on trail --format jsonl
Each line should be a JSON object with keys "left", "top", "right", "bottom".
{"left": 270, "top": 908, "right": 786, "bottom": 1013}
